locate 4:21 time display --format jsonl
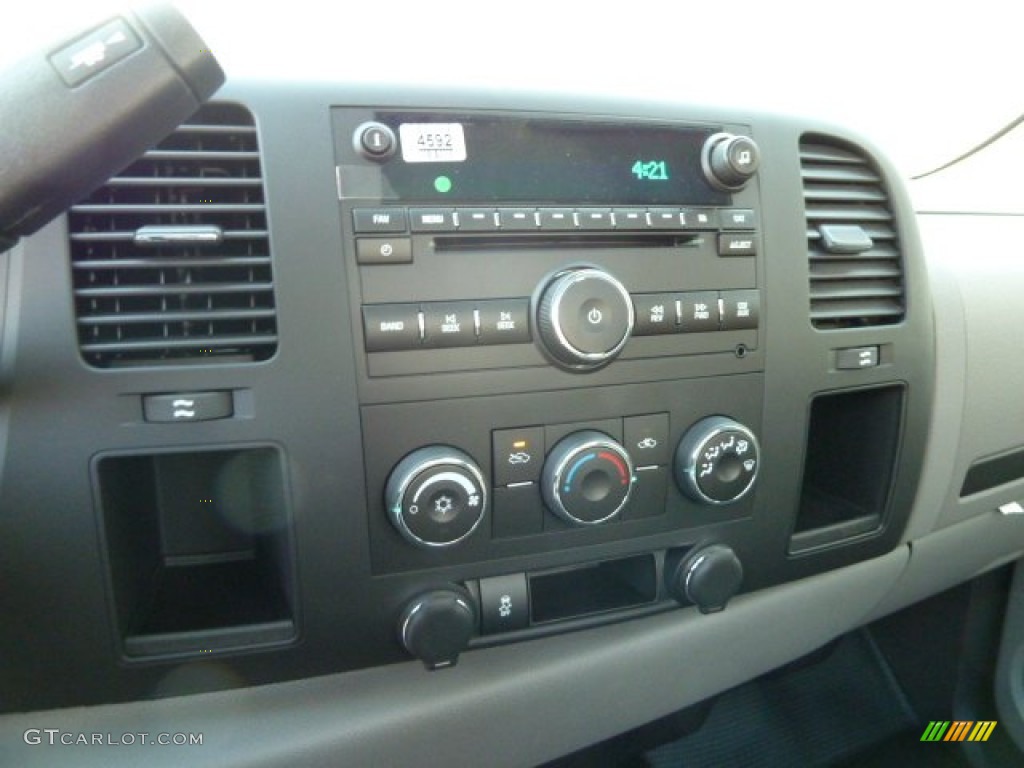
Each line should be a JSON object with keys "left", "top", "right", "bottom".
{"left": 631, "top": 160, "right": 669, "bottom": 181}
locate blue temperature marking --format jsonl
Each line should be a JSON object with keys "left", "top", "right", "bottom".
{"left": 564, "top": 452, "right": 596, "bottom": 493}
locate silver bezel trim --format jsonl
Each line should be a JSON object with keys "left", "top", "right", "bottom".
{"left": 544, "top": 268, "right": 635, "bottom": 366}
{"left": 387, "top": 450, "right": 487, "bottom": 549}
{"left": 546, "top": 435, "right": 635, "bottom": 526}
{"left": 682, "top": 420, "right": 760, "bottom": 506}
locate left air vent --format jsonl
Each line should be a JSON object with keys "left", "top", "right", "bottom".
{"left": 68, "top": 102, "right": 277, "bottom": 367}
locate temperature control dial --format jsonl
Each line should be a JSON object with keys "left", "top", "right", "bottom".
{"left": 386, "top": 446, "right": 487, "bottom": 548}
{"left": 675, "top": 417, "right": 760, "bottom": 505}
{"left": 537, "top": 268, "right": 635, "bottom": 370}
{"left": 542, "top": 430, "right": 635, "bottom": 525}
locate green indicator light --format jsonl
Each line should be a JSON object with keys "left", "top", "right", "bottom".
{"left": 434, "top": 175, "right": 453, "bottom": 193}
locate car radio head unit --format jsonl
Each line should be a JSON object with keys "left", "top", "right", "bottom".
{"left": 335, "top": 111, "right": 736, "bottom": 204}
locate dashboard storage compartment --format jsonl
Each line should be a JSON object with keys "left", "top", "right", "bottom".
{"left": 96, "top": 447, "right": 296, "bottom": 656}
{"left": 790, "top": 386, "right": 904, "bottom": 553}
{"left": 530, "top": 554, "right": 657, "bottom": 624}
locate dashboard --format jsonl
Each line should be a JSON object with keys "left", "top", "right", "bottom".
{"left": 2, "top": 6, "right": 1024, "bottom": 766}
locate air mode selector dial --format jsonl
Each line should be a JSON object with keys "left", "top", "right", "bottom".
{"left": 542, "top": 430, "right": 635, "bottom": 525}
{"left": 537, "top": 268, "right": 635, "bottom": 370}
{"left": 675, "top": 416, "right": 760, "bottom": 505}
{"left": 386, "top": 446, "right": 487, "bottom": 548}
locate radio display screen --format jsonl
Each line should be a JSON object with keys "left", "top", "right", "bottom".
{"left": 339, "top": 112, "right": 731, "bottom": 205}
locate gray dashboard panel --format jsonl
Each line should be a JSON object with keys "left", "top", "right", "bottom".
{"left": 0, "top": 547, "right": 907, "bottom": 768}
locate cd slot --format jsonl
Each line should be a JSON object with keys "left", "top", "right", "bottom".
{"left": 432, "top": 233, "right": 696, "bottom": 252}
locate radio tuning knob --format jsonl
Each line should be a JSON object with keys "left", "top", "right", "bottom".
{"left": 536, "top": 267, "right": 635, "bottom": 371}
{"left": 702, "top": 133, "right": 760, "bottom": 191}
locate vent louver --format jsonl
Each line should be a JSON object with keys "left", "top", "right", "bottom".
{"left": 68, "top": 103, "right": 277, "bottom": 367}
{"left": 800, "top": 135, "right": 905, "bottom": 329}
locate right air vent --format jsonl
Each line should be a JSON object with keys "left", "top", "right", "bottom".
{"left": 800, "top": 135, "right": 905, "bottom": 329}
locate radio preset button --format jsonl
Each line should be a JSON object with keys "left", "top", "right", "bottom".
{"left": 678, "top": 292, "right": 721, "bottom": 333}
{"left": 353, "top": 207, "right": 407, "bottom": 233}
{"left": 648, "top": 208, "right": 683, "bottom": 229}
{"left": 356, "top": 237, "right": 412, "bottom": 265}
{"left": 423, "top": 302, "right": 476, "bottom": 348}
{"left": 477, "top": 299, "right": 530, "bottom": 345}
{"left": 720, "top": 291, "right": 760, "bottom": 331}
{"left": 576, "top": 208, "right": 614, "bottom": 230}
{"left": 363, "top": 304, "right": 422, "bottom": 351}
{"left": 632, "top": 293, "right": 678, "bottom": 335}
{"left": 498, "top": 208, "right": 538, "bottom": 230}
{"left": 456, "top": 208, "right": 499, "bottom": 231}
{"left": 538, "top": 208, "right": 576, "bottom": 230}
{"left": 410, "top": 208, "right": 457, "bottom": 232}
{"left": 613, "top": 208, "right": 647, "bottom": 229}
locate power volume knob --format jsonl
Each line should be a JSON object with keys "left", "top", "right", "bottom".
{"left": 537, "top": 268, "right": 635, "bottom": 370}
{"left": 675, "top": 416, "right": 760, "bottom": 505}
{"left": 702, "top": 133, "right": 760, "bottom": 191}
{"left": 385, "top": 447, "right": 487, "bottom": 548}
{"left": 542, "top": 430, "right": 635, "bottom": 525}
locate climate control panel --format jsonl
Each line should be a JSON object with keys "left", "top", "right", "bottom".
{"left": 365, "top": 374, "right": 764, "bottom": 574}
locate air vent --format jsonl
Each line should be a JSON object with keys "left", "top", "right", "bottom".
{"left": 800, "top": 135, "right": 905, "bottom": 329}
{"left": 68, "top": 103, "right": 277, "bottom": 367}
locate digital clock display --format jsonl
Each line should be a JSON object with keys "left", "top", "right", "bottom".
{"left": 339, "top": 111, "right": 730, "bottom": 205}
{"left": 632, "top": 160, "right": 669, "bottom": 181}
